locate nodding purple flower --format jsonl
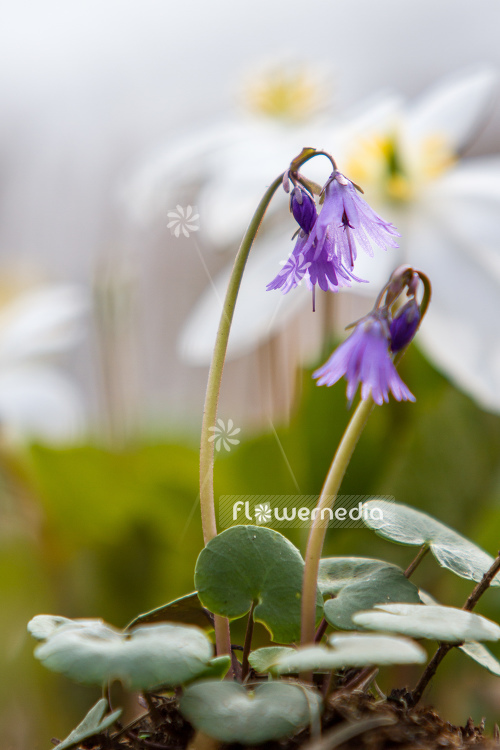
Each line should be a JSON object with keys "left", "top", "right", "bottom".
{"left": 390, "top": 299, "right": 421, "bottom": 352}
{"left": 304, "top": 172, "right": 400, "bottom": 272}
{"left": 266, "top": 229, "right": 359, "bottom": 298}
{"left": 267, "top": 170, "right": 400, "bottom": 299}
{"left": 290, "top": 186, "right": 317, "bottom": 233}
{"left": 313, "top": 316, "right": 415, "bottom": 406}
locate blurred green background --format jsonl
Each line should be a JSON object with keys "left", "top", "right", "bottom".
{"left": 3, "top": 344, "right": 500, "bottom": 746}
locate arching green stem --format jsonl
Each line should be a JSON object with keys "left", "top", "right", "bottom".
{"left": 198, "top": 149, "right": 343, "bottom": 659}
{"left": 199, "top": 174, "right": 284, "bottom": 659}
{"left": 199, "top": 172, "right": 284, "bottom": 545}
{"left": 301, "top": 396, "right": 374, "bottom": 646}
{"left": 200, "top": 148, "right": 330, "bottom": 547}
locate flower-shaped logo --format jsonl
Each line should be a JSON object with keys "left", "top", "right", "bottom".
{"left": 275, "top": 252, "right": 310, "bottom": 292}
{"left": 167, "top": 205, "right": 200, "bottom": 237}
{"left": 254, "top": 503, "right": 272, "bottom": 524}
{"left": 208, "top": 418, "right": 241, "bottom": 452}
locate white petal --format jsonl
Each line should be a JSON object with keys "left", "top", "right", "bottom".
{"left": 122, "top": 121, "right": 248, "bottom": 224}
{"left": 0, "top": 365, "right": 85, "bottom": 443}
{"left": 195, "top": 123, "right": 322, "bottom": 248}
{"left": 0, "top": 285, "right": 89, "bottom": 366}
{"left": 435, "top": 157, "right": 500, "bottom": 202}
{"left": 178, "top": 229, "right": 311, "bottom": 364}
{"left": 403, "top": 67, "right": 497, "bottom": 159}
{"left": 430, "top": 194, "right": 500, "bottom": 268}
{"left": 334, "top": 92, "right": 404, "bottom": 164}
{"left": 406, "top": 210, "right": 500, "bottom": 412}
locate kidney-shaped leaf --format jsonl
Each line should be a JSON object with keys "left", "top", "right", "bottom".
{"left": 55, "top": 699, "right": 122, "bottom": 750}
{"left": 353, "top": 603, "right": 500, "bottom": 643}
{"left": 362, "top": 499, "right": 500, "bottom": 585}
{"left": 320, "top": 557, "right": 421, "bottom": 630}
{"left": 29, "top": 616, "right": 213, "bottom": 689}
{"left": 195, "top": 526, "right": 321, "bottom": 643}
{"left": 272, "top": 633, "right": 426, "bottom": 674}
{"left": 179, "top": 680, "right": 322, "bottom": 744}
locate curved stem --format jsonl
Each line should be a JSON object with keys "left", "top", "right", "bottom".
{"left": 301, "top": 396, "right": 374, "bottom": 646}
{"left": 199, "top": 148, "right": 328, "bottom": 546}
{"left": 198, "top": 149, "right": 336, "bottom": 661}
{"left": 198, "top": 174, "right": 283, "bottom": 660}
{"left": 199, "top": 173, "right": 284, "bottom": 544}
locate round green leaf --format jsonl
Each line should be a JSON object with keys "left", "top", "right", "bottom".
{"left": 195, "top": 526, "right": 321, "bottom": 643}
{"left": 179, "top": 680, "right": 322, "bottom": 744}
{"left": 31, "top": 617, "right": 213, "bottom": 689}
{"left": 248, "top": 646, "right": 295, "bottom": 674}
{"left": 320, "top": 557, "right": 421, "bottom": 630}
{"left": 126, "top": 592, "right": 213, "bottom": 631}
{"left": 353, "top": 603, "right": 500, "bottom": 643}
{"left": 54, "top": 699, "right": 122, "bottom": 750}
{"left": 362, "top": 499, "right": 500, "bottom": 585}
{"left": 272, "top": 634, "right": 426, "bottom": 674}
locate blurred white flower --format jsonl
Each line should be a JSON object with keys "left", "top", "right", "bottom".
{"left": 341, "top": 67, "right": 500, "bottom": 412}
{"left": 128, "top": 65, "right": 500, "bottom": 414}
{"left": 0, "top": 283, "right": 89, "bottom": 443}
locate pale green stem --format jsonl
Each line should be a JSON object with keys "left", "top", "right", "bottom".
{"left": 199, "top": 172, "right": 284, "bottom": 542}
{"left": 199, "top": 173, "right": 284, "bottom": 657}
{"left": 301, "top": 396, "right": 374, "bottom": 646}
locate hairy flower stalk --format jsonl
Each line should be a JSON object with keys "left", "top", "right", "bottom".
{"left": 301, "top": 266, "right": 431, "bottom": 647}
{"left": 199, "top": 174, "right": 283, "bottom": 658}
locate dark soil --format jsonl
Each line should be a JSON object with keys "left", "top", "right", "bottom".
{"left": 69, "top": 690, "right": 499, "bottom": 750}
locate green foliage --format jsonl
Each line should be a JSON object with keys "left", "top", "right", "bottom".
{"left": 272, "top": 633, "right": 426, "bottom": 674}
{"left": 319, "top": 556, "right": 421, "bottom": 629}
{"left": 29, "top": 616, "right": 214, "bottom": 689}
{"left": 6, "top": 347, "right": 500, "bottom": 740}
{"left": 353, "top": 603, "right": 500, "bottom": 643}
{"left": 459, "top": 642, "right": 500, "bottom": 677}
{"left": 189, "top": 655, "right": 232, "bottom": 681}
{"left": 126, "top": 592, "right": 213, "bottom": 630}
{"left": 179, "top": 680, "right": 322, "bottom": 744}
{"left": 52, "top": 699, "right": 121, "bottom": 750}
{"left": 362, "top": 500, "right": 500, "bottom": 585}
{"left": 195, "top": 525, "right": 322, "bottom": 643}
{"left": 248, "top": 646, "right": 295, "bottom": 674}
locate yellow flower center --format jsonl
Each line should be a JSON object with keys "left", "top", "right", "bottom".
{"left": 345, "top": 132, "right": 456, "bottom": 203}
{"left": 243, "top": 64, "right": 327, "bottom": 123}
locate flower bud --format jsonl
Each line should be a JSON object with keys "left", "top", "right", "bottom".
{"left": 290, "top": 186, "right": 317, "bottom": 233}
{"left": 390, "top": 299, "right": 421, "bottom": 352}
